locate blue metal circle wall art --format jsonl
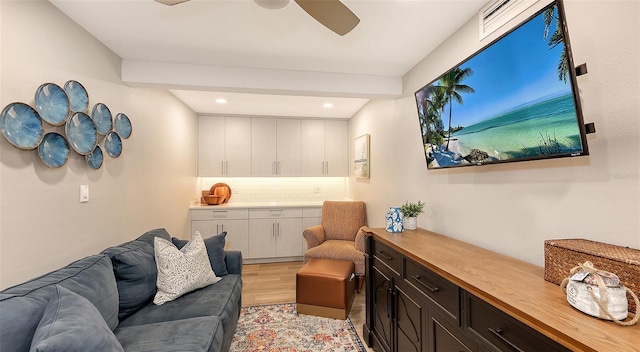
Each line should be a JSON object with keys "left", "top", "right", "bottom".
{"left": 66, "top": 112, "right": 97, "bottom": 155}
{"left": 0, "top": 102, "right": 44, "bottom": 150}
{"left": 38, "top": 132, "right": 70, "bottom": 168}
{"left": 114, "top": 113, "right": 132, "bottom": 139}
{"left": 91, "top": 103, "right": 112, "bottom": 135}
{"left": 34, "top": 83, "right": 70, "bottom": 126}
{"left": 1, "top": 80, "right": 132, "bottom": 171}
{"left": 64, "top": 80, "right": 89, "bottom": 113}
{"left": 104, "top": 131, "right": 123, "bottom": 158}
{"left": 86, "top": 145, "right": 104, "bottom": 170}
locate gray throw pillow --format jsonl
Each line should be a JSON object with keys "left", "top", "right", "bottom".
{"left": 30, "top": 286, "right": 124, "bottom": 352}
{"left": 172, "top": 231, "right": 228, "bottom": 276}
{"left": 100, "top": 228, "right": 172, "bottom": 321}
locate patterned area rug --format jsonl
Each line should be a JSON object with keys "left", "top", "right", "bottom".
{"left": 230, "top": 303, "right": 366, "bottom": 351}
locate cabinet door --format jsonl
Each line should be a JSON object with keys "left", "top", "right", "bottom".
{"left": 197, "top": 116, "right": 225, "bottom": 176}
{"left": 221, "top": 219, "right": 249, "bottom": 256}
{"left": 301, "top": 119, "right": 326, "bottom": 176}
{"left": 225, "top": 117, "right": 252, "bottom": 176}
{"left": 251, "top": 118, "right": 277, "bottom": 176}
{"left": 276, "top": 119, "right": 301, "bottom": 176}
{"left": 191, "top": 220, "right": 221, "bottom": 238}
{"left": 395, "top": 286, "right": 425, "bottom": 352}
{"left": 302, "top": 216, "right": 321, "bottom": 252}
{"left": 324, "top": 120, "right": 348, "bottom": 176}
{"left": 248, "top": 218, "right": 277, "bottom": 258}
{"left": 430, "top": 310, "right": 475, "bottom": 352}
{"left": 372, "top": 265, "right": 393, "bottom": 352}
{"left": 275, "top": 218, "right": 303, "bottom": 257}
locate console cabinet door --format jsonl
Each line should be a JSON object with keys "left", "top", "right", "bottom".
{"left": 395, "top": 286, "right": 425, "bottom": 352}
{"left": 372, "top": 265, "right": 393, "bottom": 352}
{"left": 430, "top": 310, "right": 476, "bottom": 352}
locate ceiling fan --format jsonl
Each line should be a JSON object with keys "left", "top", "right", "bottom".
{"left": 154, "top": 0, "right": 360, "bottom": 36}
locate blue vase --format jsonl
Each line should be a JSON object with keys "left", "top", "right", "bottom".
{"left": 385, "top": 207, "right": 404, "bottom": 233}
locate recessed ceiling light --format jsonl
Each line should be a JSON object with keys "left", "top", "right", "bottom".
{"left": 323, "top": 102, "right": 334, "bottom": 109}
{"left": 215, "top": 98, "right": 227, "bottom": 104}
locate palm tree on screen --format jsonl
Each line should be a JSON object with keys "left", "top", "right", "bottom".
{"left": 543, "top": 5, "right": 569, "bottom": 82}
{"left": 436, "top": 67, "right": 475, "bottom": 151}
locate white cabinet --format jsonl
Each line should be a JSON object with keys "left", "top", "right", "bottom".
{"left": 251, "top": 118, "right": 301, "bottom": 176}
{"left": 190, "top": 208, "right": 249, "bottom": 255}
{"left": 248, "top": 208, "right": 303, "bottom": 259}
{"left": 301, "top": 207, "right": 322, "bottom": 253}
{"left": 197, "top": 116, "right": 251, "bottom": 176}
{"left": 301, "top": 120, "right": 348, "bottom": 176}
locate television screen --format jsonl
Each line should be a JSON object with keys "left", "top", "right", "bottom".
{"left": 415, "top": 0, "right": 588, "bottom": 170}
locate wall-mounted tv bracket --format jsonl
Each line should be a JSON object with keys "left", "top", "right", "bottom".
{"left": 575, "top": 63, "right": 595, "bottom": 134}
{"left": 585, "top": 122, "right": 596, "bottom": 134}
{"left": 575, "top": 63, "right": 588, "bottom": 76}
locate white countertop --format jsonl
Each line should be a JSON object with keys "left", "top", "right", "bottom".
{"left": 189, "top": 201, "right": 325, "bottom": 209}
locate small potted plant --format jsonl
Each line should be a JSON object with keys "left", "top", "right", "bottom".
{"left": 400, "top": 201, "right": 425, "bottom": 230}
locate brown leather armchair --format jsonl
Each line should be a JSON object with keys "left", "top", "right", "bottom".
{"left": 303, "top": 201, "right": 368, "bottom": 292}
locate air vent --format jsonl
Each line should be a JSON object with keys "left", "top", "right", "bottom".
{"left": 479, "top": 0, "right": 540, "bottom": 40}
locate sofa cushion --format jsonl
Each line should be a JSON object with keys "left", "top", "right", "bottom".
{"left": 153, "top": 233, "right": 220, "bottom": 305}
{"left": 115, "top": 316, "right": 222, "bottom": 352}
{"left": 30, "top": 286, "right": 124, "bottom": 352}
{"left": 101, "top": 228, "right": 171, "bottom": 321}
{"left": 118, "top": 274, "right": 241, "bottom": 329}
{"left": 0, "top": 255, "right": 119, "bottom": 352}
{"left": 172, "top": 231, "right": 228, "bottom": 276}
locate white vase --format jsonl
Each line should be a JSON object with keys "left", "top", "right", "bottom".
{"left": 404, "top": 217, "right": 417, "bottom": 230}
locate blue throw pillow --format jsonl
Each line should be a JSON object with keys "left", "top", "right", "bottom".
{"left": 30, "top": 285, "right": 124, "bottom": 352}
{"left": 172, "top": 231, "right": 228, "bottom": 276}
{"left": 102, "top": 240, "right": 157, "bottom": 321}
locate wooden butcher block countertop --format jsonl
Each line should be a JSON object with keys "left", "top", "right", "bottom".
{"left": 366, "top": 227, "right": 639, "bottom": 352}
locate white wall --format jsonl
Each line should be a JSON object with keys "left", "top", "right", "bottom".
{"left": 349, "top": 0, "right": 640, "bottom": 266}
{"left": 0, "top": 1, "right": 198, "bottom": 289}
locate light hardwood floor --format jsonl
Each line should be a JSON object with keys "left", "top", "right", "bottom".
{"left": 241, "top": 261, "right": 372, "bottom": 351}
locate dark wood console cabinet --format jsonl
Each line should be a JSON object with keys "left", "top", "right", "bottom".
{"left": 363, "top": 228, "right": 640, "bottom": 352}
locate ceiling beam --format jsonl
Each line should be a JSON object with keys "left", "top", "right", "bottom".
{"left": 121, "top": 59, "right": 402, "bottom": 99}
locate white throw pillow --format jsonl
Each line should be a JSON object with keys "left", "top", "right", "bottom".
{"left": 153, "top": 232, "right": 221, "bottom": 305}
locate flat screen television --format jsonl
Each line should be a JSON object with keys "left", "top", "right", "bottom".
{"left": 414, "top": 0, "right": 589, "bottom": 170}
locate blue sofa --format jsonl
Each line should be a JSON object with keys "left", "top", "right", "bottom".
{"left": 0, "top": 228, "right": 242, "bottom": 352}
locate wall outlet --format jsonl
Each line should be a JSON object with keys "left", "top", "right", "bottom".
{"left": 80, "top": 185, "right": 89, "bottom": 203}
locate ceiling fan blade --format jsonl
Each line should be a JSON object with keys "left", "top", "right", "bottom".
{"left": 294, "top": 0, "right": 360, "bottom": 36}
{"left": 154, "top": 0, "right": 190, "bottom": 6}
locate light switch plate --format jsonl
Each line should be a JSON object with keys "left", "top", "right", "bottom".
{"left": 80, "top": 185, "right": 89, "bottom": 203}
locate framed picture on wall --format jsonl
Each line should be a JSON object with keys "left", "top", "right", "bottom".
{"left": 354, "top": 134, "right": 369, "bottom": 179}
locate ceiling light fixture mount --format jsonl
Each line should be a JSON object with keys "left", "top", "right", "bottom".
{"left": 254, "top": 0, "right": 292, "bottom": 10}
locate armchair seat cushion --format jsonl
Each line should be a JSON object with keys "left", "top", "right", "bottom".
{"left": 303, "top": 240, "right": 365, "bottom": 275}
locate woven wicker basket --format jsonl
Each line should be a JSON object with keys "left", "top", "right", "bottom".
{"left": 545, "top": 239, "right": 640, "bottom": 312}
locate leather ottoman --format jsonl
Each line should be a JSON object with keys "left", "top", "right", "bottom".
{"left": 296, "top": 258, "right": 356, "bottom": 320}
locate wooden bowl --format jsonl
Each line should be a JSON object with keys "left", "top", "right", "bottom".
{"left": 203, "top": 194, "right": 223, "bottom": 205}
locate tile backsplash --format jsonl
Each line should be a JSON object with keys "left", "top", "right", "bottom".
{"left": 199, "top": 177, "right": 349, "bottom": 203}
